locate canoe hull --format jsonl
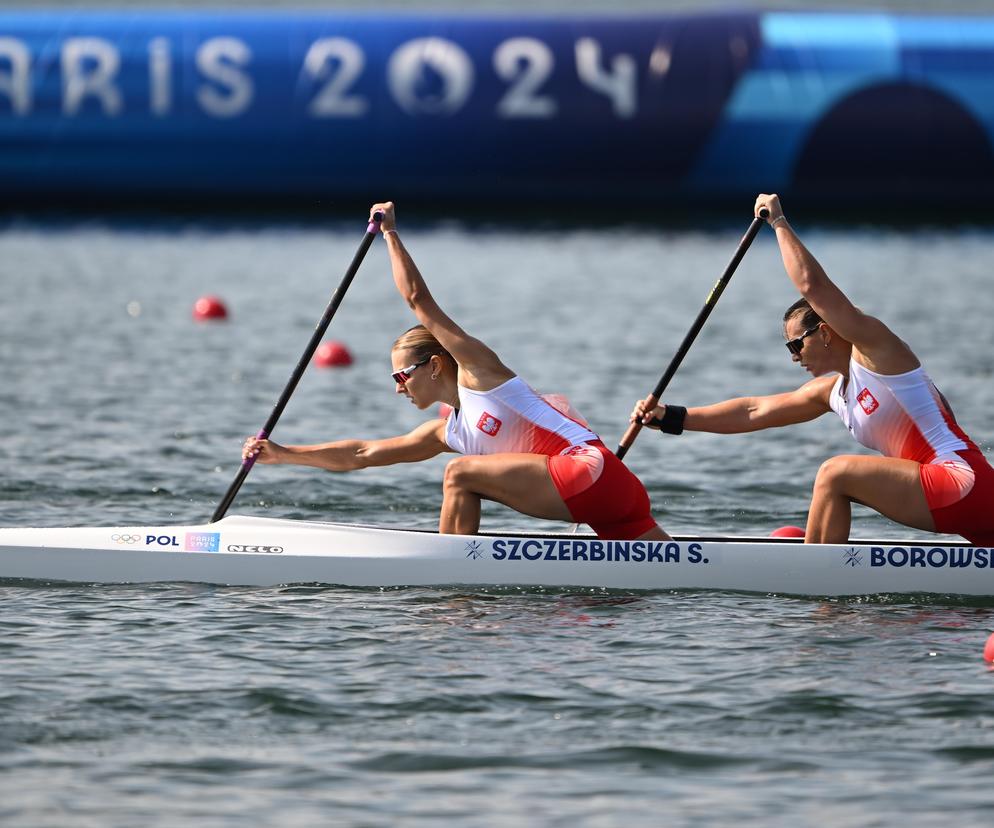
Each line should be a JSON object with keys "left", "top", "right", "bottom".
{"left": 0, "top": 515, "right": 991, "bottom": 596}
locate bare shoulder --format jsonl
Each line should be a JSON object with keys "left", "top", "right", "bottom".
{"left": 399, "top": 417, "right": 454, "bottom": 459}
{"left": 456, "top": 356, "right": 516, "bottom": 392}
{"left": 751, "top": 375, "right": 835, "bottom": 427}
{"left": 421, "top": 417, "right": 451, "bottom": 445}
{"left": 852, "top": 324, "right": 921, "bottom": 375}
{"left": 847, "top": 313, "right": 920, "bottom": 374}
{"left": 397, "top": 417, "right": 451, "bottom": 450}
{"left": 798, "top": 374, "right": 839, "bottom": 408}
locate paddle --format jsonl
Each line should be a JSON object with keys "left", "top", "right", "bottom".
{"left": 615, "top": 209, "right": 768, "bottom": 461}
{"left": 209, "top": 211, "right": 383, "bottom": 523}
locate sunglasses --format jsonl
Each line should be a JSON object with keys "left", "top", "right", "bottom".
{"left": 391, "top": 356, "right": 432, "bottom": 385}
{"left": 784, "top": 325, "right": 821, "bottom": 356}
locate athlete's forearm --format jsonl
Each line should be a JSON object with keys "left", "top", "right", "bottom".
{"left": 384, "top": 231, "right": 436, "bottom": 315}
{"left": 687, "top": 397, "right": 771, "bottom": 434}
{"left": 774, "top": 221, "right": 835, "bottom": 304}
{"left": 279, "top": 440, "right": 370, "bottom": 472}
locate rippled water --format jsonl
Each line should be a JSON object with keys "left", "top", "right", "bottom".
{"left": 2, "top": 215, "right": 994, "bottom": 825}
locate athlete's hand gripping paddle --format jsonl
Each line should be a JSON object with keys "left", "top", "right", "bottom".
{"left": 210, "top": 211, "right": 383, "bottom": 523}
{"left": 616, "top": 209, "right": 768, "bottom": 461}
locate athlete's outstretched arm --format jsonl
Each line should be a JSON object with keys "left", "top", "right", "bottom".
{"left": 632, "top": 375, "right": 835, "bottom": 434}
{"left": 243, "top": 418, "right": 450, "bottom": 471}
{"left": 370, "top": 201, "right": 513, "bottom": 390}
{"left": 755, "top": 194, "right": 916, "bottom": 372}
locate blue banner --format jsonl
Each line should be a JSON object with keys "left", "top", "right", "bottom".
{"left": 0, "top": 11, "right": 992, "bottom": 205}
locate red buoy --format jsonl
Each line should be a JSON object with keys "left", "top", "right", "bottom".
{"left": 770, "top": 525, "right": 806, "bottom": 538}
{"left": 984, "top": 632, "right": 994, "bottom": 663}
{"left": 192, "top": 295, "right": 228, "bottom": 321}
{"left": 313, "top": 341, "right": 354, "bottom": 368}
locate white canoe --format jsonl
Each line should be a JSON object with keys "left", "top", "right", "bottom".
{"left": 0, "top": 514, "right": 991, "bottom": 596}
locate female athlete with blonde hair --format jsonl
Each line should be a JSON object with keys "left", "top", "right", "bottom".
{"left": 244, "top": 202, "right": 670, "bottom": 541}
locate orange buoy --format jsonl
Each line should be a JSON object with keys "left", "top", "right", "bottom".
{"left": 192, "top": 295, "right": 228, "bottom": 321}
{"left": 438, "top": 403, "right": 454, "bottom": 419}
{"left": 984, "top": 632, "right": 994, "bottom": 663}
{"left": 770, "top": 525, "right": 806, "bottom": 538}
{"left": 313, "top": 341, "right": 354, "bottom": 367}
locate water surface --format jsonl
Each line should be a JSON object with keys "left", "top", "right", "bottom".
{"left": 2, "top": 215, "right": 994, "bottom": 825}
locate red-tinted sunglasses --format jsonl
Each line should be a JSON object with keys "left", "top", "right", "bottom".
{"left": 391, "top": 356, "right": 431, "bottom": 385}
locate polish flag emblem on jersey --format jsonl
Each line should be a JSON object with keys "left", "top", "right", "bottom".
{"left": 857, "top": 388, "right": 879, "bottom": 415}
{"left": 476, "top": 412, "right": 502, "bottom": 436}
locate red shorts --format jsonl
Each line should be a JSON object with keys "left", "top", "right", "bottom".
{"left": 547, "top": 441, "right": 658, "bottom": 540}
{"left": 920, "top": 449, "right": 994, "bottom": 546}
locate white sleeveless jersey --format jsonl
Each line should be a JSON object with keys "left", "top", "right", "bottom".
{"left": 444, "top": 376, "right": 599, "bottom": 456}
{"left": 829, "top": 359, "right": 977, "bottom": 463}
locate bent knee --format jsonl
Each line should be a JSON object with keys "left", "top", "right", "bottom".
{"left": 443, "top": 456, "right": 478, "bottom": 491}
{"left": 813, "top": 455, "right": 858, "bottom": 491}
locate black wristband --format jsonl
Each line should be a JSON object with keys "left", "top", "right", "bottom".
{"left": 650, "top": 405, "right": 686, "bottom": 435}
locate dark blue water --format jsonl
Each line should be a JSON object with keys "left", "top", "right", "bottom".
{"left": 2, "top": 216, "right": 994, "bottom": 825}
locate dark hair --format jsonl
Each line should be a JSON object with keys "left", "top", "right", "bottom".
{"left": 782, "top": 298, "right": 823, "bottom": 336}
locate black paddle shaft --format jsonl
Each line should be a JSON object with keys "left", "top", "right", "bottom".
{"left": 210, "top": 212, "right": 382, "bottom": 523}
{"left": 616, "top": 210, "right": 768, "bottom": 461}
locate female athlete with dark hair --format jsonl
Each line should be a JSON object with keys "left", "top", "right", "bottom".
{"left": 633, "top": 194, "right": 994, "bottom": 545}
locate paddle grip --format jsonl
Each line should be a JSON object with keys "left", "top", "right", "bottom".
{"left": 367, "top": 210, "right": 384, "bottom": 234}
{"left": 239, "top": 428, "right": 270, "bottom": 472}
{"left": 616, "top": 394, "right": 660, "bottom": 460}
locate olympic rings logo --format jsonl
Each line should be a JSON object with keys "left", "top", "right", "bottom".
{"left": 111, "top": 534, "right": 143, "bottom": 544}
